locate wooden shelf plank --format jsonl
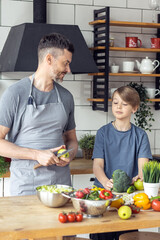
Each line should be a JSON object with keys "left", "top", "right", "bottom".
{"left": 89, "top": 20, "right": 160, "bottom": 28}
{"left": 89, "top": 72, "right": 160, "bottom": 77}
{"left": 90, "top": 46, "right": 160, "bottom": 52}
{"left": 110, "top": 47, "right": 160, "bottom": 52}
{"left": 87, "top": 98, "right": 160, "bottom": 102}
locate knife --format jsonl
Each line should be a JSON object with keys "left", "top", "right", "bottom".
{"left": 34, "top": 148, "right": 73, "bottom": 169}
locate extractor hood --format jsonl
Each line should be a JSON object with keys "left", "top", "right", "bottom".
{"left": 0, "top": 0, "right": 98, "bottom": 74}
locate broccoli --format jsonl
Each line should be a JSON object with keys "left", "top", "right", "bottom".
{"left": 112, "top": 169, "right": 132, "bottom": 193}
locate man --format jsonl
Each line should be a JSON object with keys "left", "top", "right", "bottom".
{"left": 0, "top": 32, "right": 78, "bottom": 196}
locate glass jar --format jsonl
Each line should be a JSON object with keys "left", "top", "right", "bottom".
{"left": 109, "top": 38, "right": 114, "bottom": 47}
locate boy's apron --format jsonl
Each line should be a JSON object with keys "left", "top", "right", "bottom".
{"left": 10, "top": 74, "right": 71, "bottom": 196}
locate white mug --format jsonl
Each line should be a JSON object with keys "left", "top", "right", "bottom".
{"left": 122, "top": 61, "right": 135, "bottom": 72}
{"left": 146, "top": 88, "right": 160, "bottom": 99}
{"left": 111, "top": 65, "right": 119, "bottom": 73}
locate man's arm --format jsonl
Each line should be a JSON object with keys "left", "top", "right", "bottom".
{"left": 93, "top": 158, "right": 113, "bottom": 190}
{"left": 0, "top": 125, "right": 61, "bottom": 165}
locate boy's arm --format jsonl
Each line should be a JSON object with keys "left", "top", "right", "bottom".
{"left": 93, "top": 158, "right": 113, "bottom": 190}
{"left": 138, "top": 157, "right": 149, "bottom": 180}
{"left": 133, "top": 157, "right": 149, "bottom": 182}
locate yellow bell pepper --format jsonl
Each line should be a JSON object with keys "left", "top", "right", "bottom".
{"left": 133, "top": 193, "right": 151, "bottom": 210}
{"left": 91, "top": 185, "right": 104, "bottom": 191}
{"left": 110, "top": 198, "right": 124, "bottom": 209}
{"left": 133, "top": 193, "right": 148, "bottom": 201}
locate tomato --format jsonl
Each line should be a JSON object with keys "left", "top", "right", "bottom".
{"left": 151, "top": 199, "right": 160, "bottom": 211}
{"left": 129, "top": 204, "right": 141, "bottom": 214}
{"left": 83, "top": 188, "right": 91, "bottom": 194}
{"left": 58, "top": 213, "right": 67, "bottom": 223}
{"left": 75, "top": 191, "right": 85, "bottom": 199}
{"left": 75, "top": 212, "right": 83, "bottom": 222}
{"left": 67, "top": 212, "right": 76, "bottom": 222}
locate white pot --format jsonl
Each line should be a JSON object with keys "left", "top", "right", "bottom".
{"left": 143, "top": 182, "right": 160, "bottom": 198}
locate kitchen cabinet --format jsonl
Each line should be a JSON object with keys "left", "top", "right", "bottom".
{"left": 88, "top": 7, "right": 160, "bottom": 112}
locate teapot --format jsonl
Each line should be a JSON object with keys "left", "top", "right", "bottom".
{"left": 135, "top": 56, "right": 160, "bottom": 74}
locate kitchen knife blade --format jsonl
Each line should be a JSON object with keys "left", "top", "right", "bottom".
{"left": 57, "top": 148, "right": 73, "bottom": 158}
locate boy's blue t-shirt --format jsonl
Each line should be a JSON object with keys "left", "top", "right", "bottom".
{"left": 93, "top": 122, "right": 152, "bottom": 188}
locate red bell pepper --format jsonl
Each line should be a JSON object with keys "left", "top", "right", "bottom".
{"left": 99, "top": 189, "right": 113, "bottom": 200}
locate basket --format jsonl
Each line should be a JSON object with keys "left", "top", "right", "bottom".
{"left": 82, "top": 149, "right": 93, "bottom": 160}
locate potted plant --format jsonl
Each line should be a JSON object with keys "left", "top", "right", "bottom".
{"left": 128, "top": 82, "right": 155, "bottom": 131}
{"left": 79, "top": 134, "right": 95, "bottom": 159}
{"left": 0, "top": 156, "right": 9, "bottom": 178}
{"left": 142, "top": 161, "right": 160, "bottom": 198}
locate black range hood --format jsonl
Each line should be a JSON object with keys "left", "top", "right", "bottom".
{"left": 0, "top": 0, "right": 98, "bottom": 74}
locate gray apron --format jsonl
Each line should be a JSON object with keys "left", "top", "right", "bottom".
{"left": 10, "top": 75, "right": 71, "bottom": 196}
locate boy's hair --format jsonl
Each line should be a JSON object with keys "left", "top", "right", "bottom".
{"left": 112, "top": 86, "right": 140, "bottom": 108}
{"left": 38, "top": 32, "right": 74, "bottom": 62}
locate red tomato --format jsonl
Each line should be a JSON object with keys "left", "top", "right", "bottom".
{"left": 76, "top": 212, "right": 83, "bottom": 222}
{"left": 75, "top": 191, "right": 85, "bottom": 199}
{"left": 129, "top": 204, "right": 140, "bottom": 214}
{"left": 83, "top": 188, "right": 91, "bottom": 194}
{"left": 151, "top": 199, "right": 160, "bottom": 211}
{"left": 67, "top": 212, "right": 76, "bottom": 222}
{"left": 58, "top": 213, "right": 67, "bottom": 223}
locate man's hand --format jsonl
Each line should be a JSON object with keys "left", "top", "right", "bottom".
{"left": 35, "top": 145, "right": 66, "bottom": 166}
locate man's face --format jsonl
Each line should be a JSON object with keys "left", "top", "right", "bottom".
{"left": 51, "top": 49, "right": 72, "bottom": 82}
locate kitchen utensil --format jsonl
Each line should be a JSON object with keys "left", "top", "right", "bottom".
{"left": 34, "top": 148, "right": 73, "bottom": 169}
{"left": 62, "top": 191, "right": 122, "bottom": 218}
{"left": 122, "top": 61, "right": 135, "bottom": 72}
{"left": 125, "top": 37, "right": 142, "bottom": 48}
{"left": 135, "top": 56, "right": 160, "bottom": 74}
{"left": 151, "top": 38, "right": 160, "bottom": 48}
{"left": 36, "top": 184, "right": 73, "bottom": 207}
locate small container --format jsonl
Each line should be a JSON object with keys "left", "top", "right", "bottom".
{"left": 109, "top": 37, "right": 114, "bottom": 47}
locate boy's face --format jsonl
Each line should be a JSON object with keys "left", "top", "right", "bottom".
{"left": 112, "top": 92, "right": 137, "bottom": 120}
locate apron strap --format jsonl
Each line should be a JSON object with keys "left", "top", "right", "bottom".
{"left": 28, "top": 74, "right": 36, "bottom": 108}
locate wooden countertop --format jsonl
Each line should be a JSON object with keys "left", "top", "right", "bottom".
{"left": 0, "top": 195, "right": 160, "bottom": 240}
{"left": 1, "top": 158, "right": 93, "bottom": 178}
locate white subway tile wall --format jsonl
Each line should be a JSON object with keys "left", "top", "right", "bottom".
{"left": 0, "top": 0, "right": 160, "bottom": 197}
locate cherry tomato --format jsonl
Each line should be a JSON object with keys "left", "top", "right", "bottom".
{"left": 83, "top": 188, "right": 91, "bottom": 194}
{"left": 76, "top": 212, "right": 83, "bottom": 222}
{"left": 58, "top": 213, "right": 67, "bottom": 223}
{"left": 67, "top": 212, "right": 76, "bottom": 222}
{"left": 151, "top": 199, "right": 160, "bottom": 211}
{"left": 129, "top": 204, "right": 140, "bottom": 214}
{"left": 75, "top": 191, "right": 85, "bottom": 199}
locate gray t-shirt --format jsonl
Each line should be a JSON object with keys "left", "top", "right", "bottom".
{"left": 93, "top": 122, "right": 152, "bottom": 188}
{"left": 0, "top": 77, "right": 75, "bottom": 142}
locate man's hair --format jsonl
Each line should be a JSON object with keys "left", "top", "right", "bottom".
{"left": 38, "top": 32, "right": 74, "bottom": 62}
{"left": 112, "top": 86, "right": 140, "bottom": 108}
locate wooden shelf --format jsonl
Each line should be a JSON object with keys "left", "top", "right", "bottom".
{"left": 89, "top": 20, "right": 160, "bottom": 28}
{"left": 89, "top": 72, "right": 160, "bottom": 77}
{"left": 87, "top": 98, "right": 160, "bottom": 102}
{"left": 90, "top": 46, "right": 160, "bottom": 52}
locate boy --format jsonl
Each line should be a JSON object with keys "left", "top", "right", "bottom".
{"left": 90, "top": 86, "right": 152, "bottom": 240}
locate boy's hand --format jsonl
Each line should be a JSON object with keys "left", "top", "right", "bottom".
{"left": 132, "top": 175, "right": 143, "bottom": 184}
{"left": 103, "top": 178, "right": 113, "bottom": 190}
